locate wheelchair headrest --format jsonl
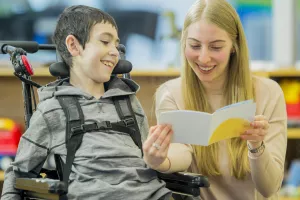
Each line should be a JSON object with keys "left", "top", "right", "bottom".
{"left": 49, "top": 44, "right": 132, "bottom": 78}
{"left": 49, "top": 60, "right": 133, "bottom": 78}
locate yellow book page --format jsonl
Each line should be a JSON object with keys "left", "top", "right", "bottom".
{"left": 208, "top": 118, "right": 250, "bottom": 145}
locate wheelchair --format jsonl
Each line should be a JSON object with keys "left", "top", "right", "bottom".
{"left": 0, "top": 41, "right": 210, "bottom": 200}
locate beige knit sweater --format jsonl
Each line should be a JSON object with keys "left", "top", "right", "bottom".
{"left": 155, "top": 76, "right": 287, "bottom": 200}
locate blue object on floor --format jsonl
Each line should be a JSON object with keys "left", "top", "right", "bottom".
{"left": 286, "top": 159, "right": 300, "bottom": 187}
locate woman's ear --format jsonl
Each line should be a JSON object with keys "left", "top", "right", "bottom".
{"left": 231, "top": 43, "right": 237, "bottom": 54}
{"left": 231, "top": 47, "right": 235, "bottom": 54}
{"left": 65, "top": 35, "right": 81, "bottom": 56}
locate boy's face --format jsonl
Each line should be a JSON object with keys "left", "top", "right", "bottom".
{"left": 75, "top": 22, "right": 120, "bottom": 84}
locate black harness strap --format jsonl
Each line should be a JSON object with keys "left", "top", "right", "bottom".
{"left": 55, "top": 94, "right": 144, "bottom": 196}
{"left": 57, "top": 96, "right": 84, "bottom": 190}
{"left": 71, "top": 121, "right": 135, "bottom": 136}
{"left": 113, "top": 95, "right": 143, "bottom": 156}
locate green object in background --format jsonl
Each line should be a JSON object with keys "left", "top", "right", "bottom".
{"left": 236, "top": 0, "right": 271, "bottom": 7}
{"left": 235, "top": 0, "right": 272, "bottom": 14}
{"left": 297, "top": 0, "right": 300, "bottom": 18}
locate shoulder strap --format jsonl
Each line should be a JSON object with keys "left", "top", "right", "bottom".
{"left": 57, "top": 96, "right": 84, "bottom": 189}
{"left": 113, "top": 95, "right": 143, "bottom": 155}
{"left": 56, "top": 95, "right": 144, "bottom": 190}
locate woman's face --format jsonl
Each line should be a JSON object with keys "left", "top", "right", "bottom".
{"left": 185, "top": 19, "right": 233, "bottom": 84}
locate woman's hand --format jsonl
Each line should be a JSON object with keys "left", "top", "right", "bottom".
{"left": 241, "top": 115, "right": 269, "bottom": 148}
{"left": 143, "top": 124, "right": 173, "bottom": 169}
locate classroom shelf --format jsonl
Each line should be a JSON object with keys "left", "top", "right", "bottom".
{"left": 0, "top": 67, "right": 183, "bottom": 77}
{"left": 268, "top": 68, "right": 300, "bottom": 77}
{"left": 280, "top": 196, "right": 300, "bottom": 200}
{"left": 0, "top": 67, "right": 284, "bottom": 78}
{"left": 1, "top": 65, "right": 300, "bottom": 78}
{"left": 0, "top": 67, "right": 52, "bottom": 77}
{"left": 287, "top": 128, "right": 300, "bottom": 139}
{"left": 0, "top": 171, "right": 3, "bottom": 181}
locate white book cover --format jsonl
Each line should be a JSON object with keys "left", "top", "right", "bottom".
{"left": 158, "top": 100, "right": 256, "bottom": 146}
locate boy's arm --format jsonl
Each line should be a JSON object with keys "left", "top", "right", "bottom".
{"left": 1, "top": 109, "right": 51, "bottom": 200}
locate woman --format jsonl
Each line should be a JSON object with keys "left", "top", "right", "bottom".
{"left": 143, "top": 0, "right": 287, "bottom": 199}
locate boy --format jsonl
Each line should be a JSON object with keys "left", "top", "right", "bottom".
{"left": 1, "top": 5, "right": 172, "bottom": 200}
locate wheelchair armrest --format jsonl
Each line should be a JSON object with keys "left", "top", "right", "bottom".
{"left": 157, "top": 172, "right": 210, "bottom": 197}
{"left": 15, "top": 173, "right": 210, "bottom": 199}
{"left": 15, "top": 178, "right": 66, "bottom": 200}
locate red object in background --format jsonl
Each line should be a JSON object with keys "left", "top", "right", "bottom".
{"left": 21, "top": 55, "right": 34, "bottom": 76}
{"left": 286, "top": 103, "right": 300, "bottom": 118}
{"left": 279, "top": 79, "right": 300, "bottom": 119}
{"left": 0, "top": 118, "right": 22, "bottom": 155}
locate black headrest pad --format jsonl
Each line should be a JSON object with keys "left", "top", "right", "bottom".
{"left": 49, "top": 60, "right": 132, "bottom": 78}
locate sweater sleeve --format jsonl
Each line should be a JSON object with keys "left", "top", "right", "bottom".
{"left": 1, "top": 109, "right": 51, "bottom": 200}
{"left": 155, "top": 83, "right": 193, "bottom": 172}
{"left": 155, "top": 84, "right": 179, "bottom": 122}
{"left": 249, "top": 79, "right": 287, "bottom": 198}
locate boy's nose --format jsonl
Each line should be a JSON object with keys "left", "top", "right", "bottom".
{"left": 109, "top": 47, "right": 119, "bottom": 57}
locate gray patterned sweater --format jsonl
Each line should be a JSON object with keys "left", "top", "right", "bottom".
{"left": 1, "top": 76, "right": 171, "bottom": 200}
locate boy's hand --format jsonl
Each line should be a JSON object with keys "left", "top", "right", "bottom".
{"left": 240, "top": 115, "right": 269, "bottom": 148}
{"left": 143, "top": 124, "right": 173, "bottom": 169}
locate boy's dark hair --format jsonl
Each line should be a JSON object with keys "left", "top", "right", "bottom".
{"left": 52, "top": 5, "right": 118, "bottom": 68}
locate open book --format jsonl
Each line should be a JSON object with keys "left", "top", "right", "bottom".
{"left": 158, "top": 100, "right": 256, "bottom": 146}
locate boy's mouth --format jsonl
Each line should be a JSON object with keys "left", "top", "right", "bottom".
{"left": 101, "top": 60, "right": 114, "bottom": 68}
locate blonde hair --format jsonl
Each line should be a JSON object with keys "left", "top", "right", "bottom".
{"left": 181, "top": 0, "right": 254, "bottom": 179}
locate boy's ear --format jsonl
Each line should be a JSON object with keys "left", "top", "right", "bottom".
{"left": 65, "top": 35, "right": 81, "bottom": 56}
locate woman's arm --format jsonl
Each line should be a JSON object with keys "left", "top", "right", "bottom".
{"left": 154, "top": 83, "right": 193, "bottom": 173}
{"left": 155, "top": 143, "right": 193, "bottom": 173}
{"left": 249, "top": 80, "right": 287, "bottom": 198}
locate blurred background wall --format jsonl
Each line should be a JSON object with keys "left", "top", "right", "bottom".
{"left": 1, "top": 0, "right": 300, "bottom": 197}
{"left": 0, "top": 0, "right": 298, "bottom": 70}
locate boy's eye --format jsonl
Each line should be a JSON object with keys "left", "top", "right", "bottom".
{"left": 100, "top": 40, "right": 109, "bottom": 45}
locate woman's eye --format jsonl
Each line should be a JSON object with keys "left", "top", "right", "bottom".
{"left": 211, "top": 46, "right": 223, "bottom": 51}
{"left": 189, "top": 44, "right": 200, "bottom": 49}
